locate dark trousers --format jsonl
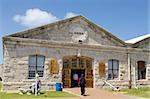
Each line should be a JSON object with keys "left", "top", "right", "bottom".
{"left": 80, "top": 84, "right": 85, "bottom": 95}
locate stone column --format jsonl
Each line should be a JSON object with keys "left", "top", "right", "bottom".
{"left": 127, "top": 53, "right": 132, "bottom": 88}
{"left": 58, "top": 59, "right": 63, "bottom": 83}
{"left": 93, "top": 60, "right": 98, "bottom": 88}
{"left": 146, "top": 55, "right": 150, "bottom": 80}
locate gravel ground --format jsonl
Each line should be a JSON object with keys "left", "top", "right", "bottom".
{"left": 64, "top": 88, "right": 141, "bottom": 99}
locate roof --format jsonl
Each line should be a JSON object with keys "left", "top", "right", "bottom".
{"left": 4, "top": 15, "right": 126, "bottom": 46}
{"left": 125, "top": 34, "right": 150, "bottom": 44}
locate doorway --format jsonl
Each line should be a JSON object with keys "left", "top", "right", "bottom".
{"left": 62, "top": 55, "right": 93, "bottom": 88}
{"left": 71, "top": 69, "right": 85, "bottom": 87}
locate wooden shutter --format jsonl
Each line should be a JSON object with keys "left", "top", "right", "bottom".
{"left": 99, "top": 62, "right": 106, "bottom": 78}
{"left": 85, "top": 69, "right": 93, "bottom": 87}
{"left": 49, "top": 59, "right": 59, "bottom": 74}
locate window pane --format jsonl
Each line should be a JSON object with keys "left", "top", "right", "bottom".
{"left": 72, "top": 58, "right": 77, "bottom": 68}
{"left": 63, "top": 59, "right": 70, "bottom": 68}
{"left": 138, "top": 61, "right": 146, "bottom": 79}
{"left": 113, "top": 70, "right": 118, "bottom": 78}
{"left": 108, "top": 70, "right": 113, "bottom": 79}
{"left": 79, "top": 58, "right": 84, "bottom": 68}
{"left": 108, "top": 60, "right": 112, "bottom": 69}
{"left": 37, "top": 71, "right": 44, "bottom": 77}
{"left": 29, "top": 66, "right": 36, "bottom": 71}
{"left": 37, "top": 66, "right": 44, "bottom": 71}
{"left": 108, "top": 70, "right": 112, "bottom": 75}
{"left": 29, "top": 71, "right": 36, "bottom": 78}
{"left": 29, "top": 55, "right": 36, "bottom": 66}
{"left": 37, "top": 56, "right": 45, "bottom": 66}
{"left": 113, "top": 60, "right": 119, "bottom": 69}
{"left": 86, "top": 59, "right": 92, "bottom": 68}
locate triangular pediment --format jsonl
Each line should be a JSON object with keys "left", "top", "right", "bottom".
{"left": 6, "top": 16, "right": 126, "bottom": 47}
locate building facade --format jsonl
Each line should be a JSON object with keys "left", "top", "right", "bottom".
{"left": 2, "top": 16, "right": 150, "bottom": 92}
{"left": 0, "top": 64, "right": 2, "bottom": 81}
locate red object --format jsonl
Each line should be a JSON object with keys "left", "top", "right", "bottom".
{"left": 77, "top": 78, "right": 80, "bottom": 86}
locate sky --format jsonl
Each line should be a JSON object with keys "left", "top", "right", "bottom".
{"left": 0, "top": 0, "right": 149, "bottom": 64}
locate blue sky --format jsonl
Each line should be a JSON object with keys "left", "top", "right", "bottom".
{"left": 0, "top": 0, "right": 149, "bottom": 64}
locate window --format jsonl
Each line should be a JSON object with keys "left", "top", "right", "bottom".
{"left": 28, "top": 55, "right": 45, "bottom": 78}
{"left": 72, "top": 58, "right": 77, "bottom": 68}
{"left": 108, "top": 59, "right": 119, "bottom": 80}
{"left": 138, "top": 61, "right": 146, "bottom": 80}
{"left": 79, "top": 58, "right": 84, "bottom": 68}
{"left": 63, "top": 59, "right": 70, "bottom": 68}
{"left": 86, "top": 59, "right": 92, "bottom": 69}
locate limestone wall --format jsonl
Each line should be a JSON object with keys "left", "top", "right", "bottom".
{"left": 2, "top": 39, "right": 150, "bottom": 92}
{"left": 0, "top": 64, "right": 2, "bottom": 81}
{"left": 10, "top": 17, "right": 125, "bottom": 47}
{"left": 132, "top": 38, "right": 150, "bottom": 49}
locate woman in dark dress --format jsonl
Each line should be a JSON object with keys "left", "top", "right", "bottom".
{"left": 79, "top": 74, "right": 85, "bottom": 95}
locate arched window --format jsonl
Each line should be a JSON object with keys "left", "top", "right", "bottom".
{"left": 28, "top": 55, "right": 45, "bottom": 78}
{"left": 108, "top": 59, "right": 119, "bottom": 80}
{"left": 138, "top": 61, "right": 146, "bottom": 80}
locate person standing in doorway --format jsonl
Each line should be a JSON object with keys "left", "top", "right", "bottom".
{"left": 79, "top": 74, "right": 85, "bottom": 95}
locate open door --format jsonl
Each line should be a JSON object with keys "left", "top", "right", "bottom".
{"left": 62, "top": 69, "right": 71, "bottom": 88}
{"left": 62, "top": 56, "right": 93, "bottom": 88}
{"left": 85, "top": 58, "right": 93, "bottom": 87}
{"left": 85, "top": 69, "right": 93, "bottom": 87}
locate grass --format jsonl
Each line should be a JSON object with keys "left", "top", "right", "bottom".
{"left": 0, "top": 91, "right": 76, "bottom": 99}
{"left": 0, "top": 82, "right": 77, "bottom": 99}
{"left": 0, "top": 82, "right": 2, "bottom": 91}
{"left": 119, "top": 87, "right": 150, "bottom": 98}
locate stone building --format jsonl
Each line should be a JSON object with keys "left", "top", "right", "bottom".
{"left": 0, "top": 64, "right": 2, "bottom": 81}
{"left": 2, "top": 16, "right": 150, "bottom": 92}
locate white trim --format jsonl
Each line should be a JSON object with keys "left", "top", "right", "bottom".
{"left": 125, "top": 34, "right": 150, "bottom": 44}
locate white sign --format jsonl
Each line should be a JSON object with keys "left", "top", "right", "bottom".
{"left": 70, "top": 24, "right": 88, "bottom": 43}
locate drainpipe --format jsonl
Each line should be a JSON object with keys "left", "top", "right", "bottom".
{"left": 127, "top": 53, "right": 132, "bottom": 89}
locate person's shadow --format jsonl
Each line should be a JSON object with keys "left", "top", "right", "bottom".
{"left": 82, "top": 94, "right": 90, "bottom": 96}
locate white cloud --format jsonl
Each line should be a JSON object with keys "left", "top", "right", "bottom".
{"left": 64, "top": 12, "right": 78, "bottom": 19}
{"left": 13, "top": 8, "right": 78, "bottom": 28}
{"left": 13, "top": 8, "right": 58, "bottom": 27}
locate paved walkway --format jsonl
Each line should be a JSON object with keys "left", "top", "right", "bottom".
{"left": 64, "top": 88, "right": 140, "bottom": 99}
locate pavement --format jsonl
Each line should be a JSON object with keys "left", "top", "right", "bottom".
{"left": 64, "top": 88, "right": 141, "bottom": 99}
